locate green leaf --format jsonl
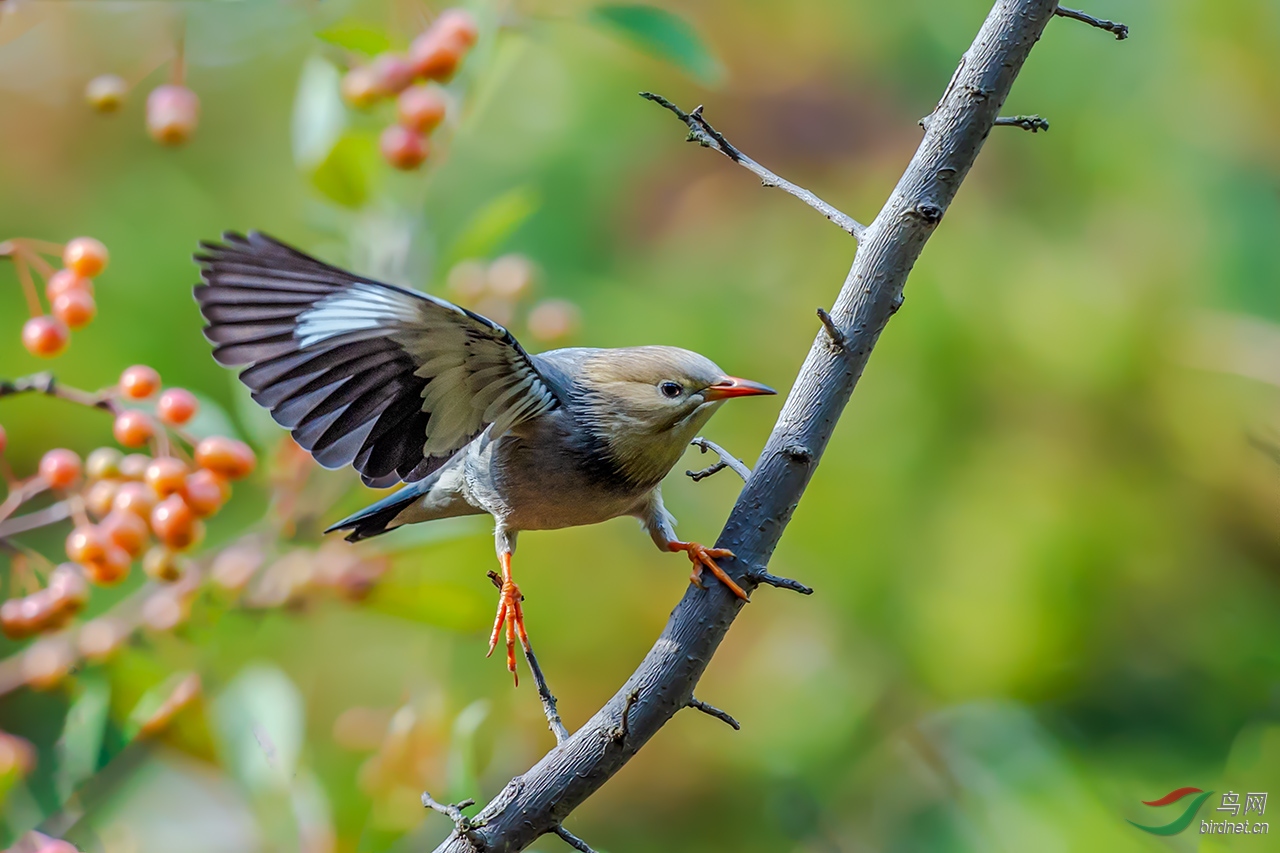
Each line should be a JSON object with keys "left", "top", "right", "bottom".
{"left": 54, "top": 674, "right": 111, "bottom": 803}
{"left": 211, "top": 664, "right": 305, "bottom": 795}
{"left": 310, "top": 131, "right": 377, "bottom": 209}
{"left": 449, "top": 186, "right": 541, "bottom": 263}
{"left": 315, "top": 23, "right": 391, "bottom": 56}
{"left": 589, "top": 4, "right": 724, "bottom": 85}
{"left": 447, "top": 700, "right": 490, "bottom": 802}
{"left": 292, "top": 55, "right": 347, "bottom": 171}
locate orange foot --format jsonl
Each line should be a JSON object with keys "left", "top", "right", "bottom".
{"left": 668, "top": 540, "right": 749, "bottom": 600}
{"left": 486, "top": 552, "right": 529, "bottom": 686}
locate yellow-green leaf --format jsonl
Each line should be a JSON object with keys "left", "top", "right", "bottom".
{"left": 589, "top": 4, "right": 724, "bottom": 85}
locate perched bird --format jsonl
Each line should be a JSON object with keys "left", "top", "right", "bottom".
{"left": 193, "top": 232, "right": 774, "bottom": 682}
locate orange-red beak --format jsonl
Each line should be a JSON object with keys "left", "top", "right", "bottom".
{"left": 703, "top": 376, "right": 776, "bottom": 401}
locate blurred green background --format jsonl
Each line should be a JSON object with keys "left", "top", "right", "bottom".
{"left": 2, "top": 0, "right": 1280, "bottom": 850}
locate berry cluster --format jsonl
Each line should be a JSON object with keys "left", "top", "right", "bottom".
{"left": 339, "top": 9, "right": 478, "bottom": 170}
{"left": 84, "top": 45, "right": 199, "bottom": 146}
{"left": 2, "top": 236, "right": 108, "bottom": 358}
{"left": 445, "top": 253, "right": 581, "bottom": 343}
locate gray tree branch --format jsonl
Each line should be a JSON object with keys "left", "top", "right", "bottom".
{"left": 429, "top": 2, "right": 1072, "bottom": 850}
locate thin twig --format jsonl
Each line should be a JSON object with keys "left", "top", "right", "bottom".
{"left": 816, "top": 307, "right": 846, "bottom": 349}
{"left": 747, "top": 567, "right": 814, "bottom": 596}
{"left": 552, "top": 826, "right": 599, "bottom": 853}
{"left": 524, "top": 643, "right": 570, "bottom": 745}
{"left": 687, "top": 696, "right": 740, "bottom": 730}
{"left": 0, "top": 373, "right": 118, "bottom": 413}
{"left": 422, "top": 792, "right": 481, "bottom": 834}
{"left": 1054, "top": 6, "right": 1128, "bottom": 39}
{"left": 610, "top": 688, "right": 639, "bottom": 745}
{"left": 994, "top": 114, "right": 1049, "bottom": 132}
{"left": 0, "top": 501, "right": 73, "bottom": 538}
{"left": 9, "top": 250, "right": 42, "bottom": 317}
{"left": 686, "top": 437, "right": 751, "bottom": 482}
{"left": 639, "top": 92, "right": 866, "bottom": 240}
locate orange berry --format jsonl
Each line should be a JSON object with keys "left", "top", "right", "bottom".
{"left": 340, "top": 66, "right": 381, "bottom": 109}
{"left": 408, "top": 31, "right": 464, "bottom": 81}
{"left": 118, "top": 453, "right": 151, "bottom": 480}
{"left": 62, "top": 237, "right": 109, "bottom": 278}
{"left": 144, "top": 456, "right": 188, "bottom": 498}
{"left": 370, "top": 52, "right": 415, "bottom": 95}
{"left": 194, "top": 436, "right": 256, "bottom": 480}
{"left": 22, "top": 316, "right": 69, "bottom": 358}
{"left": 45, "top": 269, "right": 93, "bottom": 301}
{"left": 156, "top": 388, "right": 198, "bottom": 426}
{"left": 119, "top": 365, "right": 160, "bottom": 399}
{"left": 85, "top": 447, "right": 123, "bottom": 480}
{"left": 146, "top": 84, "right": 199, "bottom": 145}
{"left": 150, "top": 494, "right": 197, "bottom": 549}
{"left": 39, "top": 449, "right": 82, "bottom": 489}
{"left": 52, "top": 289, "right": 96, "bottom": 330}
{"left": 65, "top": 525, "right": 108, "bottom": 564}
{"left": 84, "top": 479, "right": 120, "bottom": 519}
{"left": 396, "top": 85, "right": 446, "bottom": 134}
{"left": 82, "top": 543, "right": 131, "bottom": 585}
{"left": 101, "top": 509, "right": 149, "bottom": 557}
{"left": 47, "top": 563, "right": 90, "bottom": 611}
{"left": 86, "top": 73, "right": 128, "bottom": 113}
{"left": 142, "top": 545, "right": 184, "bottom": 582}
{"left": 527, "top": 299, "right": 581, "bottom": 342}
{"left": 380, "top": 125, "right": 428, "bottom": 170}
{"left": 113, "top": 410, "right": 154, "bottom": 448}
{"left": 183, "top": 468, "right": 228, "bottom": 517}
{"left": 112, "top": 481, "right": 157, "bottom": 519}
{"left": 435, "top": 8, "right": 479, "bottom": 48}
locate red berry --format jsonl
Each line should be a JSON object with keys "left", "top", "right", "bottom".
{"left": 396, "top": 85, "right": 446, "bottom": 134}
{"left": 62, "top": 237, "right": 109, "bottom": 278}
{"left": 156, "top": 388, "right": 198, "bottom": 426}
{"left": 48, "top": 564, "right": 90, "bottom": 611}
{"left": 45, "top": 269, "right": 93, "bottom": 301}
{"left": 22, "top": 316, "right": 69, "bottom": 358}
{"left": 408, "top": 31, "right": 465, "bottom": 81}
{"left": 146, "top": 84, "right": 200, "bottom": 145}
{"left": 112, "top": 481, "right": 157, "bottom": 519}
{"left": 340, "top": 66, "right": 381, "bottom": 109}
{"left": 101, "top": 510, "right": 149, "bottom": 557}
{"left": 113, "top": 410, "right": 155, "bottom": 448}
{"left": 82, "top": 543, "right": 131, "bottom": 585}
{"left": 183, "top": 468, "right": 228, "bottom": 517}
{"left": 144, "top": 457, "right": 188, "bottom": 498}
{"left": 150, "top": 495, "right": 197, "bottom": 549}
{"left": 84, "top": 479, "right": 119, "bottom": 519}
{"left": 380, "top": 125, "right": 428, "bottom": 170}
{"left": 370, "top": 52, "right": 415, "bottom": 95}
{"left": 195, "top": 436, "right": 256, "bottom": 480}
{"left": 435, "top": 8, "right": 479, "bottom": 48}
{"left": 66, "top": 525, "right": 109, "bottom": 564}
{"left": 39, "top": 449, "right": 82, "bottom": 489}
{"left": 119, "top": 365, "right": 160, "bottom": 399}
{"left": 0, "top": 424, "right": 6, "bottom": 455}
{"left": 142, "top": 546, "right": 184, "bottom": 582}
{"left": 86, "top": 73, "right": 128, "bottom": 113}
{"left": 52, "top": 289, "right": 96, "bottom": 330}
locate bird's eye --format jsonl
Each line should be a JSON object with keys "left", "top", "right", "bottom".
{"left": 659, "top": 381, "right": 683, "bottom": 399}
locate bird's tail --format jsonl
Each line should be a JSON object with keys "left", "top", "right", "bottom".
{"left": 325, "top": 479, "right": 433, "bottom": 542}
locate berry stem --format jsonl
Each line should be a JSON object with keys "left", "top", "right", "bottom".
{"left": 12, "top": 238, "right": 67, "bottom": 256}
{"left": 0, "top": 477, "right": 49, "bottom": 526}
{"left": 21, "top": 248, "right": 56, "bottom": 280}
{"left": 171, "top": 23, "right": 186, "bottom": 86}
{"left": 9, "top": 250, "right": 43, "bottom": 317}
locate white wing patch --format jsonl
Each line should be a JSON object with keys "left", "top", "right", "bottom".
{"left": 296, "top": 285, "right": 423, "bottom": 348}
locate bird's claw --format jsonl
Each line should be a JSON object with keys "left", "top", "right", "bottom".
{"left": 486, "top": 571, "right": 528, "bottom": 686}
{"left": 670, "top": 541, "right": 749, "bottom": 600}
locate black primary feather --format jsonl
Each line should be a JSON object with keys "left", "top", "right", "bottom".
{"left": 193, "top": 231, "right": 561, "bottom": 488}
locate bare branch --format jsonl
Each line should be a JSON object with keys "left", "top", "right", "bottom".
{"left": 639, "top": 92, "right": 866, "bottom": 240}
{"left": 488, "top": 570, "right": 570, "bottom": 744}
{"left": 552, "top": 826, "right": 599, "bottom": 853}
{"left": 0, "top": 372, "right": 117, "bottom": 413}
{"left": 1054, "top": 6, "right": 1129, "bottom": 39}
{"left": 686, "top": 437, "right": 751, "bottom": 483}
{"left": 994, "top": 114, "right": 1050, "bottom": 132}
{"left": 433, "top": 3, "right": 1062, "bottom": 851}
{"left": 687, "top": 696, "right": 741, "bottom": 730}
{"left": 421, "top": 792, "right": 482, "bottom": 839}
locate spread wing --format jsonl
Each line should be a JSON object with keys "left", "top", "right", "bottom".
{"left": 193, "top": 231, "right": 560, "bottom": 488}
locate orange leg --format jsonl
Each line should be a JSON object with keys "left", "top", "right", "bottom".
{"left": 486, "top": 552, "right": 530, "bottom": 686}
{"left": 668, "top": 540, "right": 749, "bottom": 600}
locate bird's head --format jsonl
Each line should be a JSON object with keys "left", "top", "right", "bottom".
{"left": 576, "top": 346, "right": 775, "bottom": 488}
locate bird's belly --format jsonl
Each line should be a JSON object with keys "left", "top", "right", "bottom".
{"left": 497, "top": 479, "right": 644, "bottom": 531}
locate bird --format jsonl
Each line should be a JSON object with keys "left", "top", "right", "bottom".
{"left": 193, "top": 232, "right": 775, "bottom": 683}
